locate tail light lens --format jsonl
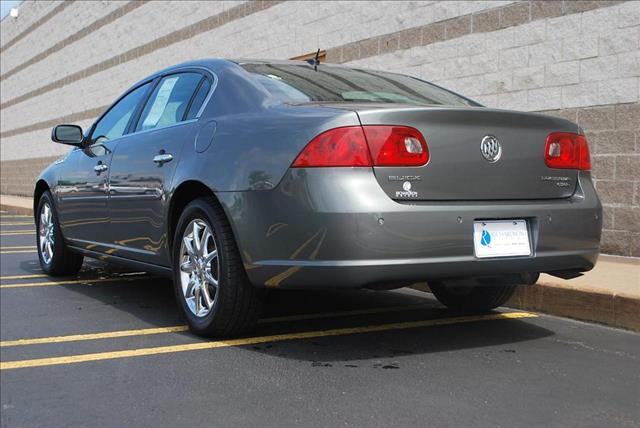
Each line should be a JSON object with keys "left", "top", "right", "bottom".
{"left": 363, "top": 126, "right": 429, "bottom": 166}
{"left": 544, "top": 132, "right": 591, "bottom": 170}
{"left": 292, "top": 125, "right": 428, "bottom": 168}
{"left": 291, "top": 126, "right": 371, "bottom": 167}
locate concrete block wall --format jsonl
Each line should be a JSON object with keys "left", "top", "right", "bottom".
{"left": 0, "top": 0, "right": 638, "bottom": 256}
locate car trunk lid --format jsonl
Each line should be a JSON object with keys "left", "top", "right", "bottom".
{"left": 350, "top": 105, "right": 581, "bottom": 201}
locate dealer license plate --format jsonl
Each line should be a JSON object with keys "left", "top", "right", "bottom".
{"left": 473, "top": 220, "right": 531, "bottom": 258}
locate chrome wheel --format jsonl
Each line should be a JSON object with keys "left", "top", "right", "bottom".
{"left": 179, "top": 218, "right": 219, "bottom": 317}
{"left": 39, "top": 202, "right": 55, "bottom": 265}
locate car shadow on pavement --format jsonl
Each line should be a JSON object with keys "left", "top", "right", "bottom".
{"left": 251, "top": 309, "right": 554, "bottom": 365}
{"left": 54, "top": 269, "right": 554, "bottom": 365}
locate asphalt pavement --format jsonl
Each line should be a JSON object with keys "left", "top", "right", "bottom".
{"left": 1, "top": 212, "right": 639, "bottom": 428}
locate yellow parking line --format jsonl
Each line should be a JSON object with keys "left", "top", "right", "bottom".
{"left": 0, "top": 215, "right": 32, "bottom": 218}
{"left": 0, "top": 222, "right": 34, "bottom": 226}
{"left": 0, "top": 245, "right": 37, "bottom": 254}
{"left": 0, "top": 312, "right": 537, "bottom": 370}
{"left": 0, "top": 326, "right": 190, "bottom": 347}
{"left": 0, "top": 303, "right": 434, "bottom": 347}
{"left": 0, "top": 275, "right": 153, "bottom": 289}
{"left": 0, "top": 273, "right": 45, "bottom": 280}
{"left": 0, "top": 230, "right": 34, "bottom": 236}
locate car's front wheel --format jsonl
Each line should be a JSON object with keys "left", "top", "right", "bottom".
{"left": 36, "top": 191, "right": 84, "bottom": 276}
{"left": 172, "top": 197, "right": 263, "bottom": 337}
{"left": 429, "top": 277, "right": 520, "bottom": 312}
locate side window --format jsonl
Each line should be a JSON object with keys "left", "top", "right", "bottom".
{"left": 90, "top": 82, "right": 151, "bottom": 145}
{"left": 185, "top": 78, "right": 212, "bottom": 120}
{"left": 136, "top": 72, "right": 203, "bottom": 132}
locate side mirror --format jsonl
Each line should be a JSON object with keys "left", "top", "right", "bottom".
{"left": 52, "top": 124, "right": 84, "bottom": 146}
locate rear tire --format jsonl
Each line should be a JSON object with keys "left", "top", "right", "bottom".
{"left": 429, "top": 278, "right": 518, "bottom": 312}
{"left": 36, "top": 191, "right": 84, "bottom": 276}
{"left": 172, "top": 197, "right": 263, "bottom": 337}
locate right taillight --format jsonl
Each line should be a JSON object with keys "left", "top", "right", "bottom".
{"left": 291, "top": 125, "right": 429, "bottom": 168}
{"left": 544, "top": 132, "right": 591, "bottom": 170}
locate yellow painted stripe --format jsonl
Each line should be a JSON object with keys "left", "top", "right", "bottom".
{"left": 0, "top": 312, "right": 537, "bottom": 370}
{"left": 0, "top": 246, "right": 37, "bottom": 250}
{"left": 0, "top": 215, "right": 32, "bottom": 218}
{"left": 0, "top": 326, "right": 190, "bottom": 347}
{"left": 0, "top": 303, "right": 433, "bottom": 347}
{"left": 0, "top": 230, "right": 34, "bottom": 235}
{"left": 0, "top": 222, "right": 34, "bottom": 226}
{"left": 0, "top": 250, "right": 36, "bottom": 254}
{"left": 0, "top": 273, "right": 45, "bottom": 280}
{"left": 0, "top": 275, "right": 153, "bottom": 289}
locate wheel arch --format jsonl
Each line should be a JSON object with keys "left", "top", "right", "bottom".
{"left": 167, "top": 180, "right": 240, "bottom": 256}
{"left": 33, "top": 179, "right": 51, "bottom": 215}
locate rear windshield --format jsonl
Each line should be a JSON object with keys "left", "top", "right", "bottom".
{"left": 241, "top": 63, "right": 478, "bottom": 107}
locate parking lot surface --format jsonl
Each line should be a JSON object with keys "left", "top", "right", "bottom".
{"left": 1, "top": 212, "right": 639, "bottom": 427}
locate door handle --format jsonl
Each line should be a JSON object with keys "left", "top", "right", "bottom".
{"left": 153, "top": 153, "right": 173, "bottom": 165}
{"left": 93, "top": 163, "right": 108, "bottom": 173}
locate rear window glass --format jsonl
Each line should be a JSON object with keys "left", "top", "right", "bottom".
{"left": 241, "top": 63, "right": 478, "bottom": 107}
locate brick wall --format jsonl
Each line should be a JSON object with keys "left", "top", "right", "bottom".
{"left": 0, "top": 0, "right": 638, "bottom": 256}
{"left": 0, "top": 156, "right": 59, "bottom": 196}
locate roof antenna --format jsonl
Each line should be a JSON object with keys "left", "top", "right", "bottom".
{"left": 306, "top": 48, "right": 321, "bottom": 71}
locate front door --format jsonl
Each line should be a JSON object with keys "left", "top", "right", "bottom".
{"left": 56, "top": 81, "right": 152, "bottom": 251}
{"left": 107, "top": 71, "right": 212, "bottom": 265}
{"left": 55, "top": 144, "right": 113, "bottom": 247}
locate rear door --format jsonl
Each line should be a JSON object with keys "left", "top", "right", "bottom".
{"left": 107, "top": 71, "right": 212, "bottom": 265}
{"left": 57, "top": 82, "right": 152, "bottom": 248}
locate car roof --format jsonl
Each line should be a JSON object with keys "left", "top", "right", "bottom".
{"left": 128, "top": 58, "right": 347, "bottom": 90}
{"left": 130, "top": 58, "right": 334, "bottom": 87}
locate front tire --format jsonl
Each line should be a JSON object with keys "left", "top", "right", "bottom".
{"left": 429, "top": 277, "right": 518, "bottom": 312}
{"left": 36, "top": 191, "right": 84, "bottom": 276}
{"left": 172, "top": 197, "right": 263, "bottom": 337}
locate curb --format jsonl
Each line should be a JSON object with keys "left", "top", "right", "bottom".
{"left": 0, "top": 203, "right": 33, "bottom": 216}
{"left": 0, "top": 195, "right": 33, "bottom": 216}
{"left": 507, "top": 282, "right": 639, "bottom": 332}
{"left": 410, "top": 282, "right": 639, "bottom": 332}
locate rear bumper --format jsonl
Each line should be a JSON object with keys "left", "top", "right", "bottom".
{"left": 217, "top": 168, "right": 602, "bottom": 289}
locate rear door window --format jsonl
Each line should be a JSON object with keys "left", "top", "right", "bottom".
{"left": 136, "top": 72, "right": 204, "bottom": 132}
{"left": 185, "top": 78, "right": 212, "bottom": 120}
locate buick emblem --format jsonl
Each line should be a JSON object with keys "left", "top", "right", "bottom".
{"left": 480, "top": 135, "right": 501, "bottom": 163}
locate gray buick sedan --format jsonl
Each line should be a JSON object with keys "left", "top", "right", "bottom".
{"left": 35, "top": 59, "right": 602, "bottom": 337}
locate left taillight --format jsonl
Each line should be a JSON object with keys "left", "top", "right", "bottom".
{"left": 291, "top": 125, "right": 429, "bottom": 168}
{"left": 291, "top": 126, "right": 372, "bottom": 167}
{"left": 544, "top": 132, "right": 591, "bottom": 171}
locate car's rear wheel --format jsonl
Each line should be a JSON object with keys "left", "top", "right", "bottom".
{"left": 172, "top": 197, "right": 263, "bottom": 337}
{"left": 429, "top": 277, "right": 519, "bottom": 312}
{"left": 36, "top": 191, "right": 84, "bottom": 276}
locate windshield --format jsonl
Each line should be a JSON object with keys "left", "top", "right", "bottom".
{"left": 241, "top": 63, "right": 479, "bottom": 107}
